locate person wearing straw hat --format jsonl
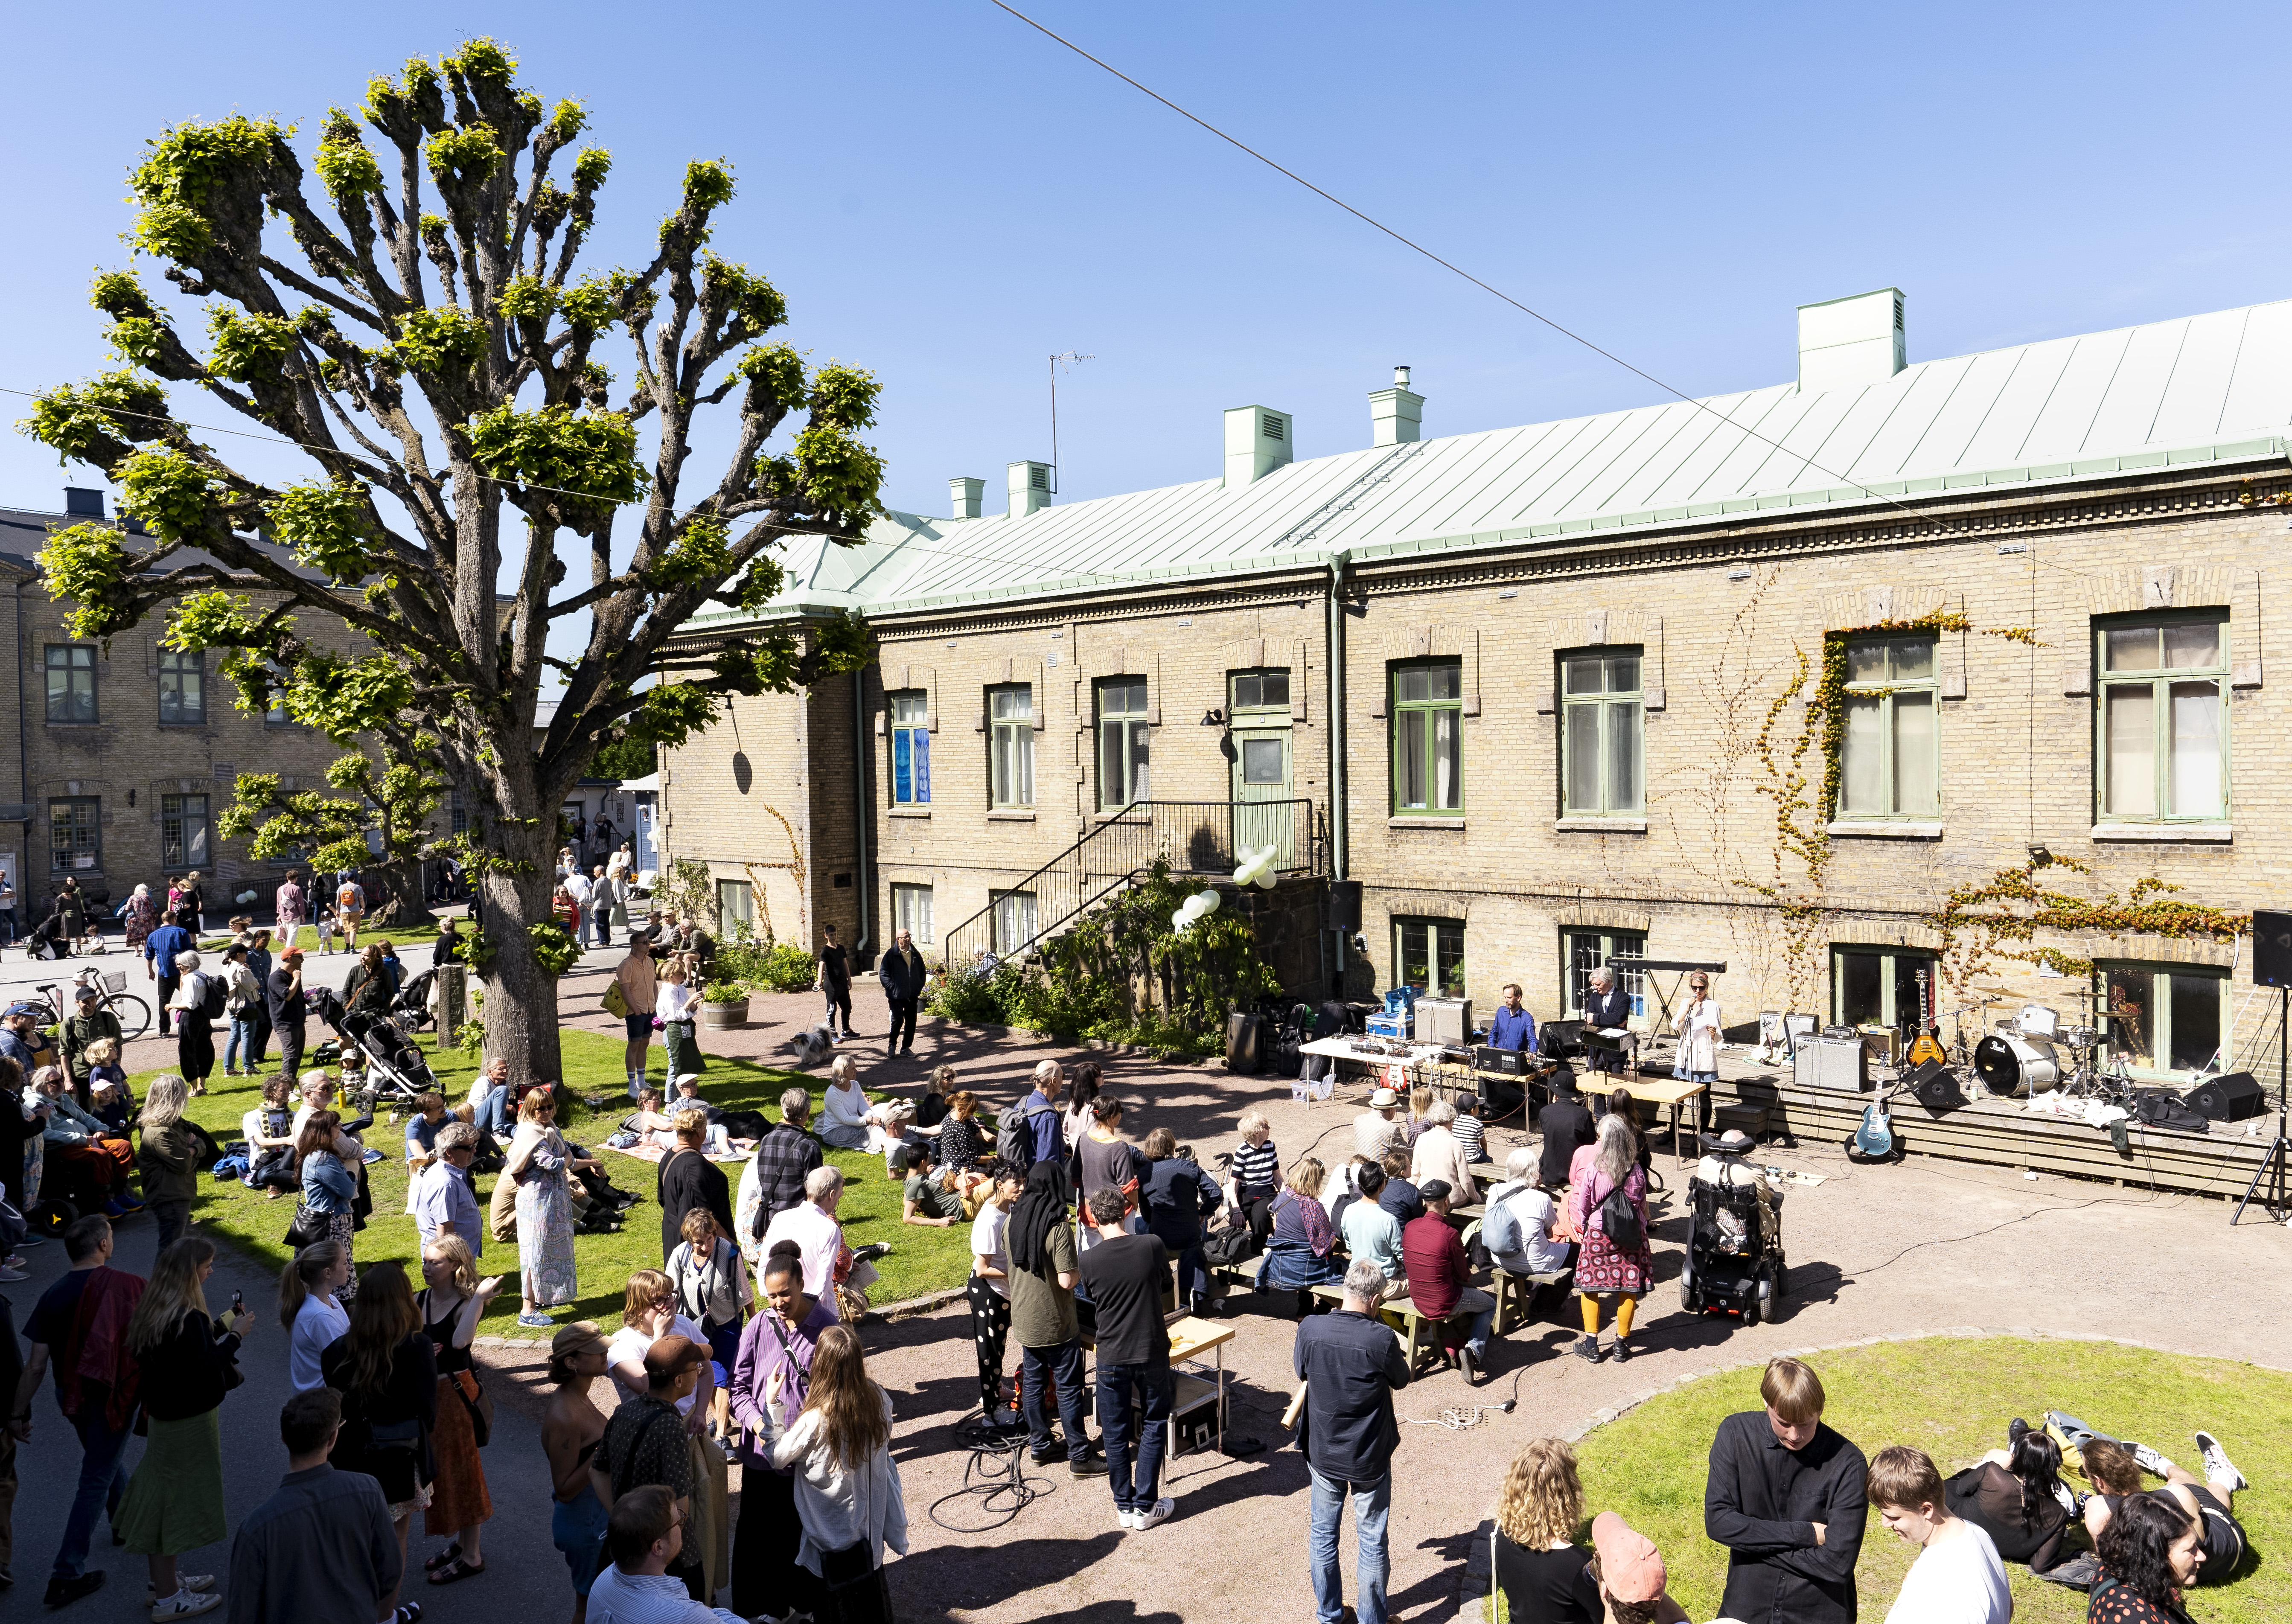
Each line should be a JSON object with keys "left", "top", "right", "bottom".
{"left": 1353, "top": 1088, "right": 1404, "bottom": 1163}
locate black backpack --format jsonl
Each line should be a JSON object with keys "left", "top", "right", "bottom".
{"left": 1592, "top": 1174, "right": 1643, "bottom": 1251}
{"left": 995, "top": 1100, "right": 1049, "bottom": 1170}
{"left": 199, "top": 974, "right": 227, "bottom": 1021}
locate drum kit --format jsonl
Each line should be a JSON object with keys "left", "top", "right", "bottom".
{"left": 1948, "top": 985, "right": 2130, "bottom": 1101}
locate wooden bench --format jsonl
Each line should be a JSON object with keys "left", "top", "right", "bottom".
{"left": 1370, "top": 1291, "right": 1478, "bottom": 1375}
{"left": 1490, "top": 1266, "right": 1570, "bottom": 1335}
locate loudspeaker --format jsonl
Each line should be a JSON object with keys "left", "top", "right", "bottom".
{"left": 2255, "top": 910, "right": 2292, "bottom": 990}
{"left": 1327, "top": 880, "right": 1363, "bottom": 934}
{"left": 2185, "top": 1071, "right": 2266, "bottom": 1123}
{"left": 1795, "top": 1036, "right": 1870, "bottom": 1092}
{"left": 1909, "top": 1061, "right": 1967, "bottom": 1116}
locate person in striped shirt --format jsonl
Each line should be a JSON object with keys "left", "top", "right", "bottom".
{"left": 1451, "top": 1096, "right": 1487, "bottom": 1169}
{"left": 1226, "top": 1110, "right": 1280, "bottom": 1209}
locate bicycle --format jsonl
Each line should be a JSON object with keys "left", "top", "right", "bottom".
{"left": 29, "top": 969, "right": 154, "bottom": 1041}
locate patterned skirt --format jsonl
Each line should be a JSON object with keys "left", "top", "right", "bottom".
{"left": 517, "top": 1175, "right": 579, "bottom": 1306}
{"left": 1576, "top": 1219, "right": 1653, "bottom": 1296}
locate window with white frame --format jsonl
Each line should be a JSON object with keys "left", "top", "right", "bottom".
{"left": 716, "top": 879, "right": 753, "bottom": 941}
{"left": 50, "top": 797, "right": 100, "bottom": 872}
{"left": 2097, "top": 617, "right": 2228, "bottom": 823}
{"left": 988, "top": 686, "right": 1034, "bottom": 808}
{"left": 1096, "top": 678, "right": 1149, "bottom": 811}
{"left": 891, "top": 882, "right": 934, "bottom": 944}
{"left": 991, "top": 889, "right": 1038, "bottom": 955}
{"left": 1838, "top": 635, "right": 1938, "bottom": 818}
{"left": 889, "top": 691, "right": 931, "bottom": 806}
{"left": 1561, "top": 649, "right": 1643, "bottom": 815}
{"left": 161, "top": 794, "right": 210, "bottom": 873}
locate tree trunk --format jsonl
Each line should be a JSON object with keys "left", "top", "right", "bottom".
{"left": 365, "top": 856, "right": 435, "bottom": 930}
{"left": 474, "top": 821, "right": 563, "bottom": 1085}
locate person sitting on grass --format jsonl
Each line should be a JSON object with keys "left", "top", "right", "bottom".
{"left": 900, "top": 1142, "right": 990, "bottom": 1228}
{"left": 1944, "top": 1422, "right": 2072, "bottom": 1571}
{"left": 241, "top": 1074, "right": 302, "bottom": 1200}
{"left": 626, "top": 1088, "right": 680, "bottom": 1149}
{"left": 2079, "top": 1429, "right": 2250, "bottom": 1590}
{"left": 2088, "top": 1492, "right": 2205, "bottom": 1624}
{"left": 1866, "top": 1444, "right": 2011, "bottom": 1624}
{"left": 672, "top": 1074, "right": 723, "bottom": 1128}
{"left": 916, "top": 1066, "right": 953, "bottom": 1131}
{"left": 816, "top": 1056, "right": 871, "bottom": 1151}
{"left": 869, "top": 1099, "right": 920, "bottom": 1176}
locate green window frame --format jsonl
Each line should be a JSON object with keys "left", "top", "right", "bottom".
{"left": 988, "top": 685, "right": 1034, "bottom": 809}
{"left": 1095, "top": 678, "right": 1149, "bottom": 811}
{"left": 1560, "top": 649, "right": 1643, "bottom": 815}
{"left": 1837, "top": 635, "right": 1938, "bottom": 818}
{"left": 49, "top": 797, "right": 100, "bottom": 873}
{"left": 2096, "top": 960, "right": 2227, "bottom": 1081}
{"left": 160, "top": 793, "right": 210, "bottom": 873}
{"left": 45, "top": 645, "right": 96, "bottom": 724}
{"left": 1830, "top": 944, "right": 1938, "bottom": 1035}
{"left": 158, "top": 648, "right": 205, "bottom": 726}
{"left": 1230, "top": 668, "right": 1290, "bottom": 715}
{"left": 1563, "top": 927, "right": 1646, "bottom": 1020}
{"left": 2095, "top": 615, "right": 2228, "bottom": 824}
{"left": 1393, "top": 916, "right": 1465, "bottom": 998}
{"left": 888, "top": 691, "right": 931, "bottom": 807}
{"left": 1390, "top": 660, "right": 1462, "bottom": 815}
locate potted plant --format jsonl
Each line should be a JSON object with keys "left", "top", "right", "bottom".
{"left": 700, "top": 980, "right": 751, "bottom": 1030}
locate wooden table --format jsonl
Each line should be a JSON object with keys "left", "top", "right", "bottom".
{"left": 1611, "top": 1075, "right": 1710, "bottom": 1165}
{"left": 1163, "top": 1314, "right": 1235, "bottom": 1479}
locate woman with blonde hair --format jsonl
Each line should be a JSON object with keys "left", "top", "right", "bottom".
{"left": 322, "top": 1260, "right": 435, "bottom": 1624}
{"left": 117, "top": 1235, "right": 255, "bottom": 1619}
{"left": 1568, "top": 1112, "right": 1652, "bottom": 1363}
{"left": 506, "top": 1085, "right": 578, "bottom": 1327}
{"left": 1493, "top": 1438, "right": 1602, "bottom": 1621}
{"left": 658, "top": 954, "right": 702, "bottom": 1094}
{"left": 541, "top": 1322, "right": 612, "bottom": 1622}
{"left": 137, "top": 1073, "right": 202, "bottom": 1251}
{"left": 417, "top": 1234, "right": 501, "bottom": 1584}
{"left": 817, "top": 1054, "right": 870, "bottom": 1150}
{"left": 1260, "top": 1154, "right": 1342, "bottom": 1301}
{"left": 760, "top": 1322, "right": 908, "bottom": 1603}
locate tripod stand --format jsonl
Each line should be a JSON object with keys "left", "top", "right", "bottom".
{"left": 2232, "top": 983, "right": 2289, "bottom": 1225}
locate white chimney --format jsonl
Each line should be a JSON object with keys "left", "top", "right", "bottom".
{"left": 1007, "top": 460, "right": 1051, "bottom": 519}
{"left": 1223, "top": 405, "right": 1293, "bottom": 488}
{"left": 949, "top": 476, "right": 984, "bottom": 521}
{"left": 1797, "top": 288, "right": 1905, "bottom": 393}
{"left": 1368, "top": 364, "right": 1422, "bottom": 446}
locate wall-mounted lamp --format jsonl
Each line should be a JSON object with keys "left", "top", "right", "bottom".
{"left": 2028, "top": 844, "right": 2052, "bottom": 867}
{"left": 1199, "top": 708, "right": 1226, "bottom": 728}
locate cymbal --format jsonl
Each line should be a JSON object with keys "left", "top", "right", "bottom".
{"left": 1969, "top": 986, "right": 2015, "bottom": 997}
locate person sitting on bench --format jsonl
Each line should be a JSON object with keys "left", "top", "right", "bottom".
{"left": 1479, "top": 1147, "right": 1576, "bottom": 1315}
{"left": 1376, "top": 1147, "right": 1424, "bottom": 1224}
{"left": 1337, "top": 1164, "right": 1405, "bottom": 1301}
{"left": 2080, "top": 1429, "right": 2250, "bottom": 1587}
{"left": 1402, "top": 1181, "right": 1494, "bottom": 1385}
{"left": 1536, "top": 1072, "right": 1596, "bottom": 1190}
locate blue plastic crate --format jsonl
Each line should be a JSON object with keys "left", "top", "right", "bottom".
{"left": 1382, "top": 987, "right": 1417, "bottom": 1016}
{"left": 1366, "top": 1012, "right": 1411, "bottom": 1039}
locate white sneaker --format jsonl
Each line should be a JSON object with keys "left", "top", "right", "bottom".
{"left": 150, "top": 1590, "right": 222, "bottom": 1620}
{"left": 147, "top": 1576, "right": 216, "bottom": 1602}
{"left": 2131, "top": 1441, "right": 2176, "bottom": 1478}
{"left": 2196, "top": 1430, "right": 2248, "bottom": 1492}
{"left": 1136, "top": 1497, "right": 1175, "bottom": 1529}
{"left": 1117, "top": 1508, "right": 1141, "bottom": 1531}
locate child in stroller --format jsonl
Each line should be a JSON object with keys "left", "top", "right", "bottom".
{"left": 310, "top": 984, "right": 438, "bottom": 1112}
{"left": 1680, "top": 1129, "right": 1787, "bottom": 1326}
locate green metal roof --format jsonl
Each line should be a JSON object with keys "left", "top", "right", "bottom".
{"left": 687, "top": 295, "right": 2292, "bottom": 629}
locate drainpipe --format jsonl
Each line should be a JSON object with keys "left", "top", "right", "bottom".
{"left": 1325, "top": 550, "right": 1349, "bottom": 879}
{"left": 852, "top": 666, "right": 871, "bottom": 962}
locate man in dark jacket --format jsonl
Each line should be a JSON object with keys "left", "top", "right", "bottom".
{"left": 878, "top": 928, "right": 928, "bottom": 1056}
{"left": 61, "top": 985, "right": 124, "bottom": 1108}
{"left": 745, "top": 1089, "right": 822, "bottom": 1245}
{"left": 1295, "top": 1257, "right": 1412, "bottom": 1624}
{"left": 1536, "top": 1070, "right": 1597, "bottom": 1188}
{"left": 1581, "top": 966, "right": 1635, "bottom": 1077}
{"left": 229, "top": 1387, "right": 402, "bottom": 1624}
{"left": 1705, "top": 1355, "right": 1869, "bottom": 1624}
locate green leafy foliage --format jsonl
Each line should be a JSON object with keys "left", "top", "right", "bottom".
{"left": 808, "top": 361, "right": 880, "bottom": 431}
{"left": 588, "top": 733, "right": 655, "bottom": 780}
{"left": 393, "top": 307, "right": 486, "bottom": 373}
{"left": 313, "top": 110, "right": 383, "bottom": 201}
{"left": 734, "top": 343, "right": 806, "bottom": 413}
{"left": 106, "top": 317, "right": 167, "bottom": 369}
{"left": 219, "top": 743, "right": 442, "bottom": 883}
{"left": 631, "top": 681, "right": 721, "bottom": 751}
{"left": 161, "top": 590, "right": 276, "bottom": 655}
{"left": 36, "top": 523, "right": 144, "bottom": 641}
{"left": 444, "top": 36, "right": 518, "bottom": 84}
{"left": 466, "top": 404, "right": 644, "bottom": 509}
{"left": 656, "top": 513, "right": 730, "bottom": 587}
{"left": 278, "top": 653, "right": 415, "bottom": 741}
{"left": 701, "top": 981, "right": 746, "bottom": 1005}
{"left": 20, "top": 371, "right": 167, "bottom": 464}
{"left": 728, "top": 553, "right": 785, "bottom": 612}
{"left": 427, "top": 124, "right": 504, "bottom": 189}
{"left": 495, "top": 273, "right": 557, "bottom": 323}
{"left": 571, "top": 146, "right": 612, "bottom": 190}
{"left": 206, "top": 308, "right": 300, "bottom": 384}
{"left": 700, "top": 254, "right": 784, "bottom": 339}
{"left": 547, "top": 99, "right": 586, "bottom": 143}
{"left": 527, "top": 920, "right": 582, "bottom": 976}
{"left": 558, "top": 272, "right": 620, "bottom": 333}
{"left": 89, "top": 269, "right": 157, "bottom": 320}
{"left": 116, "top": 448, "right": 220, "bottom": 541}
{"left": 792, "top": 424, "right": 886, "bottom": 519}
{"left": 267, "top": 480, "right": 375, "bottom": 580}
{"left": 682, "top": 158, "right": 734, "bottom": 212}
{"left": 750, "top": 940, "right": 817, "bottom": 993}
{"left": 125, "top": 114, "right": 288, "bottom": 261}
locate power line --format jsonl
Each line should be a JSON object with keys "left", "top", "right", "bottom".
{"left": 981, "top": 0, "right": 1938, "bottom": 530}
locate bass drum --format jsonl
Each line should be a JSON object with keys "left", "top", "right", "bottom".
{"left": 1973, "top": 1033, "right": 2060, "bottom": 1097}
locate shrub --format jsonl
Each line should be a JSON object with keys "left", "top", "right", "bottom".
{"left": 927, "top": 965, "right": 1011, "bottom": 1025}
{"left": 701, "top": 980, "right": 747, "bottom": 1005}
{"left": 751, "top": 940, "right": 816, "bottom": 993}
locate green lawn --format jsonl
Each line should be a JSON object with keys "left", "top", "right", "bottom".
{"left": 1533, "top": 1336, "right": 2291, "bottom": 1624}
{"left": 132, "top": 1025, "right": 974, "bottom": 1339}
{"left": 195, "top": 917, "right": 450, "bottom": 956}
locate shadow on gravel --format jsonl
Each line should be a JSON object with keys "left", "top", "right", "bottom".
{"left": 887, "top": 1531, "right": 1144, "bottom": 1623}
{"left": 1392, "top": 1520, "right": 1481, "bottom": 1621}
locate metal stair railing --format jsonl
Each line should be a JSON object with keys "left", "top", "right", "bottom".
{"left": 935, "top": 798, "right": 1319, "bottom": 973}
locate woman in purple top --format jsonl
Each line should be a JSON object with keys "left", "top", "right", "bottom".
{"left": 1258, "top": 1155, "right": 1342, "bottom": 1297}
{"left": 729, "top": 1240, "right": 838, "bottom": 1619}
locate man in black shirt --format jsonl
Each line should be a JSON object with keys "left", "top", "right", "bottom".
{"left": 815, "top": 924, "right": 854, "bottom": 1040}
{"left": 591, "top": 1335, "right": 708, "bottom": 1601}
{"left": 1535, "top": 1072, "right": 1596, "bottom": 1189}
{"left": 1075, "top": 1186, "right": 1175, "bottom": 1531}
{"left": 1295, "top": 1257, "right": 1412, "bottom": 1624}
{"left": 1705, "top": 1356, "right": 1868, "bottom": 1624}
{"left": 266, "top": 946, "right": 310, "bottom": 1081}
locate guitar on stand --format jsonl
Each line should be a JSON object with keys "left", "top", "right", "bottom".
{"left": 1905, "top": 965, "right": 1948, "bottom": 1070}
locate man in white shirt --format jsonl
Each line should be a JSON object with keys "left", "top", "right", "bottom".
{"left": 585, "top": 1484, "right": 745, "bottom": 1624}
{"left": 1408, "top": 1100, "right": 1478, "bottom": 1203}
{"left": 759, "top": 1165, "right": 847, "bottom": 1309}
{"left": 565, "top": 866, "right": 594, "bottom": 947}
{"left": 1481, "top": 1147, "right": 1578, "bottom": 1315}
{"left": 1352, "top": 1087, "right": 1404, "bottom": 1162}
{"left": 411, "top": 1123, "right": 485, "bottom": 1254}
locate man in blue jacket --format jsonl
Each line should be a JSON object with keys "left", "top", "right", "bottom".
{"left": 877, "top": 927, "right": 928, "bottom": 1057}
{"left": 1294, "top": 1257, "right": 1412, "bottom": 1624}
{"left": 143, "top": 916, "right": 194, "bottom": 1037}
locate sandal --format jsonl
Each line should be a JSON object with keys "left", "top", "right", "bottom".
{"left": 427, "top": 1556, "right": 484, "bottom": 1586}
{"left": 396, "top": 1606, "right": 424, "bottom": 1624}
{"left": 422, "top": 1544, "right": 463, "bottom": 1574}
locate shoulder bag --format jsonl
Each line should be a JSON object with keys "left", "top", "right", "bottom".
{"left": 601, "top": 978, "right": 630, "bottom": 1019}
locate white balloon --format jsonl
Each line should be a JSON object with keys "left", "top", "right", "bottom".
{"left": 1194, "top": 888, "right": 1221, "bottom": 915}
{"left": 1171, "top": 910, "right": 1191, "bottom": 934}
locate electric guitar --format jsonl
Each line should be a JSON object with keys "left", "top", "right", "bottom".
{"left": 1905, "top": 966, "right": 1947, "bottom": 1068}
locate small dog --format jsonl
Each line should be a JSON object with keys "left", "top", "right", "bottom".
{"left": 785, "top": 1022, "right": 837, "bottom": 1071}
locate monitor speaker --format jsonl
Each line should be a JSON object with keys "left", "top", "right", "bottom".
{"left": 1908, "top": 1061, "right": 1967, "bottom": 1116}
{"left": 2254, "top": 910, "right": 2292, "bottom": 990}
{"left": 1327, "top": 880, "right": 1363, "bottom": 934}
{"left": 2184, "top": 1071, "right": 2266, "bottom": 1123}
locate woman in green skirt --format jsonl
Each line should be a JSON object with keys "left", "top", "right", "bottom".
{"left": 116, "top": 1235, "right": 256, "bottom": 1619}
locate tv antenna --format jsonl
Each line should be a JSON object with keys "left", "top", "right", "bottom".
{"left": 1048, "top": 352, "right": 1093, "bottom": 492}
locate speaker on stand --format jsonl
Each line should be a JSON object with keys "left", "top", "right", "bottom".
{"left": 2233, "top": 908, "right": 2292, "bottom": 1225}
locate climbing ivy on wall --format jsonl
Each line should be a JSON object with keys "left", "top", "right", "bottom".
{"left": 1921, "top": 853, "right": 2247, "bottom": 985}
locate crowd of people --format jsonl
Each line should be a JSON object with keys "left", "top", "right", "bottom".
{"left": 0, "top": 907, "right": 2258, "bottom": 1624}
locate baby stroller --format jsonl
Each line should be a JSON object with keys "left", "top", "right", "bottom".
{"left": 393, "top": 968, "right": 437, "bottom": 1033}
{"left": 312, "top": 985, "right": 438, "bottom": 1112}
{"left": 1679, "top": 1129, "right": 1787, "bottom": 1326}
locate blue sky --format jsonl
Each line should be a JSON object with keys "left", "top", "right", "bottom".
{"left": 3, "top": 3, "right": 2285, "bottom": 622}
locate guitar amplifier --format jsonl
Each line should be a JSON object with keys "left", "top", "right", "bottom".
{"left": 1795, "top": 1036, "right": 1871, "bottom": 1092}
{"left": 1414, "top": 996, "right": 1471, "bottom": 1045}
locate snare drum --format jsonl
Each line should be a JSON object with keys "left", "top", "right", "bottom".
{"left": 1974, "top": 1033, "right": 2061, "bottom": 1097}
{"left": 2018, "top": 1004, "right": 2061, "bottom": 1039}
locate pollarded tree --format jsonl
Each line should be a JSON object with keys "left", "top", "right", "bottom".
{"left": 22, "top": 39, "right": 880, "bottom": 1083}
{"left": 220, "top": 744, "right": 446, "bottom": 927}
